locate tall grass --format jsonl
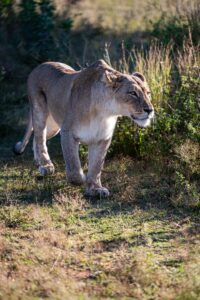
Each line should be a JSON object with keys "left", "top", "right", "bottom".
{"left": 104, "top": 41, "right": 172, "bottom": 110}
{"left": 177, "top": 36, "right": 200, "bottom": 75}
{"left": 133, "top": 43, "right": 172, "bottom": 109}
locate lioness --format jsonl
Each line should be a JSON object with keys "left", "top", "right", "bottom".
{"left": 14, "top": 59, "right": 154, "bottom": 197}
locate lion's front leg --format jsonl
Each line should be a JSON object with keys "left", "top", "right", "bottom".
{"left": 61, "top": 129, "right": 85, "bottom": 185}
{"left": 85, "top": 139, "right": 111, "bottom": 198}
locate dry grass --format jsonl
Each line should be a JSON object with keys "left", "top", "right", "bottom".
{"left": 0, "top": 153, "right": 200, "bottom": 299}
{"left": 54, "top": 0, "right": 198, "bottom": 33}
{"left": 133, "top": 43, "right": 172, "bottom": 109}
{"left": 177, "top": 37, "right": 200, "bottom": 75}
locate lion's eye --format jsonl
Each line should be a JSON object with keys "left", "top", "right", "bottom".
{"left": 128, "top": 91, "right": 137, "bottom": 97}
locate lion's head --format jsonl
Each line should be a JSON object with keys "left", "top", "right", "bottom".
{"left": 97, "top": 60, "right": 154, "bottom": 128}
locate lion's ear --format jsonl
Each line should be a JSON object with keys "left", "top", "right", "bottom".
{"left": 132, "top": 72, "right": 146, "bottom": 82}
{"left": 101, "top": 70, "right": 118, "bottom": 86}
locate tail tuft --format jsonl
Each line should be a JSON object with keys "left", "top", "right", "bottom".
{"left": 13, "top": 141, "right": 24, "bottom": 155}
{"left": 13, "top": 109, "right": 33, "bottom": 155}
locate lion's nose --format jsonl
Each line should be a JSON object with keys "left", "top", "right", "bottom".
{"left": 144, "top": 108, "right": 153, "bottom": 114}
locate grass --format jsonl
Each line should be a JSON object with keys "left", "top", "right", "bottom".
{"left": 61, "top": 0, "right": 198, "bottom": 33}
{"left": 0, "top": 144, "right": 200, "bottom": 299}
{"left": 133, "top": 43, "right": 172, "bottom": 109}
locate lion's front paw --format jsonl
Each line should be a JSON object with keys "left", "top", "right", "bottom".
{"left": 85, "top": 187, "right": 110, "bottom": 198}
{"left": 67, "top": 172, "right": 86, "bottom": 186}
{"left": 39, "top": 164, "right": 55, "bottom": 176}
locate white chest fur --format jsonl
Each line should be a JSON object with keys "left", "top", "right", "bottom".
{"left": 75, "top": 115, "right": 118, "bottom": 144}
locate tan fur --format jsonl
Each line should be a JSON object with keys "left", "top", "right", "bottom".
{"left": 14, "top": 59, "right": 154, "bottom": 197}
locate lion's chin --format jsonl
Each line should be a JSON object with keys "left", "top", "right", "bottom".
{"left": 131, "top": 116, "right": 151, "bottom": 128}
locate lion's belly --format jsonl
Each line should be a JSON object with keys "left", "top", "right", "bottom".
{"left": 75, "top": 116, "right": 118, "bottom": 144}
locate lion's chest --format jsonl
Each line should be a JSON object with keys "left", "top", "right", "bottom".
{"left": 75, "top": 116, "right": 117, "bottom": 144}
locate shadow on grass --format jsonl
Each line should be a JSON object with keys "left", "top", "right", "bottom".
{"left": 0, "top": 134, "right": 199, "bottom": 244}
{"left": 84, "top": 196, "right": 200, "bottom": 253}
{"left": 0, "top": 137, "right": 65, "bottom": 206}
{"left": 83, "top": 184, "right": 200, "bottom": 247}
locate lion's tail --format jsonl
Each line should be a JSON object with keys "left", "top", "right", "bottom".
{"left": 13, "top": 110, "right": 33, "bottom": 155}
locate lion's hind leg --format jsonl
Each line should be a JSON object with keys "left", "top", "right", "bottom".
{"left": 46, "top": 114, "right": 60, "bottom": 140}
{"left": 31, "top": 92, "right": 55, "bottom": 176}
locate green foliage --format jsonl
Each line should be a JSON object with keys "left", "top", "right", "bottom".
{"left": 0, "top": 66, "right": 6, "bottom": 82}
{"left": 175, "top": 74, "right": 200, "bottom": 141}
{"left": 172, "top": 169, "right": 199, "bottom": 208}
{"left": 150, "top": 4, "right": 200, "bottom": 47}
{"left": 111, "top": 40, "right": 200, "bottom": 158}
{"left": 0, "top": 0, "right": 15, "bottom": 19}
{"left": 0, "top": 0, "right": 17, "bottom": 43}
{"left": 168, "top": 137, "right": 200, "bottom": 208}
{"left": 110, "top": 40, "right": 200, "bottom": 208}
{"left": 151, "top": 14, "right": 188, "bottom": 47}
{"left": 19, "top": 0, "right": 56, "bottom": 62}
{"left": 0, "top": 206, "right": 32, "bottom": 229}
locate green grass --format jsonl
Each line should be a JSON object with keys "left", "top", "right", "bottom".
{"left": 0, "top": 148, "right": 200, "bottom": 299}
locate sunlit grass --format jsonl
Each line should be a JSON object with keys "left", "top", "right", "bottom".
{"left": 58, "top": 0, "right": 198, "bottom": 33}
{"left": 133, "top": 43, "right": 172, "bottom": 109}
{"left": 0, "top": 157, "right": 200, "bottom": 299}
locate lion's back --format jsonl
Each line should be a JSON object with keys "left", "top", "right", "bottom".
{"left": 27, "top": 62, "right": 77, "bottom": 98}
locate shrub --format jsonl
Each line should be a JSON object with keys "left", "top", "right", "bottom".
{"left": 111, "top": 39, "right": 200, "bottom": 156}
{"left": 111, "top": 42, "right": 173, "bottom": 157}
{"left": 171, "top": 140, "right": 200, "bottom": 208}
{"left": 18, "top": 0, "right": 56, "bottom": 63}
{"left": 150, "top": 4, "right": 200, "bottom": 47}
{"left": 110, "top": 39, "right": 200, "bottom": 207}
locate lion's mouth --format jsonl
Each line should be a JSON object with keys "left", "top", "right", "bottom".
{"left": 130, "top": 114, "right": 152, "bottom": 128}
{"left": 130, "top": 115, "right": 149, "bottom": 121}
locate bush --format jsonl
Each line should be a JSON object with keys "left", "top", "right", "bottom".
{"left": 111, "top": 42, "right": 173, "bottom": 157}
{"left": 18, "top": 0, "right": 56, "bottom": 63}
{"left": 171, "top": 140, "right": 200, "bottom": 208}
{"left": 150, "top": 4, "right": 200, "bottom": 47}
{"left": 110, "top": 39, "right": 200, "bottom": 207}
{"left": 111, "top": 39, "right": 200, "bottom": 156}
